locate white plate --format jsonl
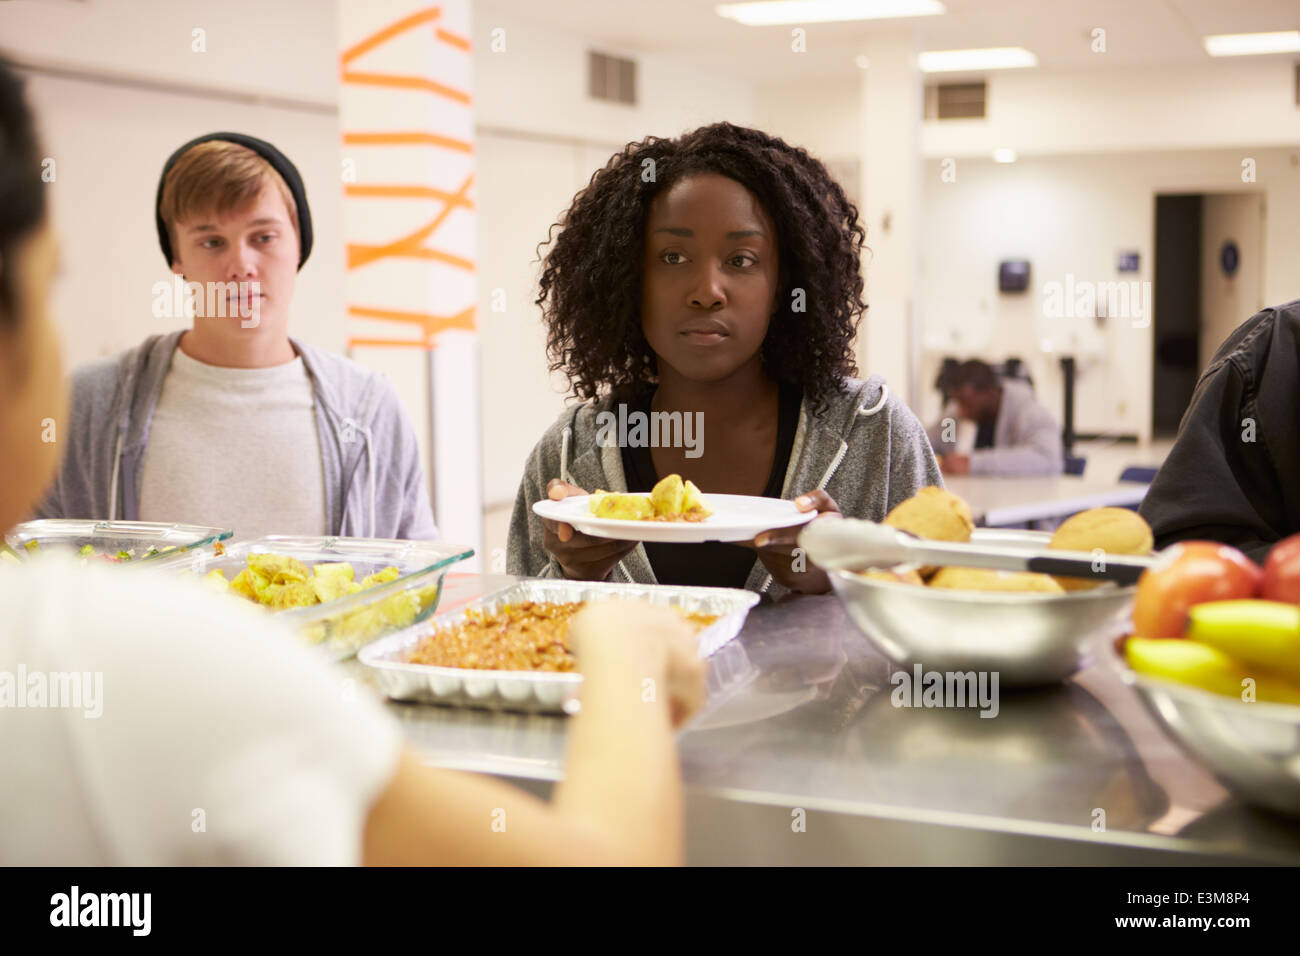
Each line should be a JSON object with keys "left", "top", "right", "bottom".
{"left": 532, "top": 493, "right": 817, "bottom": 543}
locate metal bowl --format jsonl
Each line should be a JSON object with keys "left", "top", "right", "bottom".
{"left": 826, "top": 530, "right": 1136, "bottom": 687}
{"left": 1106, "top": 635, "right": 1300, "bottom": 816}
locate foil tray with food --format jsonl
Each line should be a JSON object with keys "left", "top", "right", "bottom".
{"left": 359, "top": 579, "right": 760, "bottom": 714}
{"left": 2, "top": 519, "right": 232, "bottom": 565}
{"left": 152, "top": 535, "right": 474, "bottom": 661}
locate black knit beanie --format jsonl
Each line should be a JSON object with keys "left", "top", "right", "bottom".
{"left": 155, "top": 131, "right": 313, "bottom": 270}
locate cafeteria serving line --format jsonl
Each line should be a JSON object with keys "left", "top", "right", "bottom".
{"left": 3, "top": 0, "right": 1300, "bottom": 906}
{"left": 363, "top": 571, "right": 1300, "bottom": 866}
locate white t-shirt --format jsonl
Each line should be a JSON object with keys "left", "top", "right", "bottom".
{"left": 0, "top": 556, "right": 402, "bottom": 865}
{"left": 138, "top": 347, "right": 328, "bottom": 538}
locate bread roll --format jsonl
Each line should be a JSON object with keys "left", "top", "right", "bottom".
{"left": 1049, "top": 507, "right": 1154, "bottom": 590}
{"left": 928, "top": 567, "right": 1064, "bottom": 593}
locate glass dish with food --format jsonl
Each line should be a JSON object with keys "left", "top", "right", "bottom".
{"left": 2, "top": 519, "right": 232, "bottom": 565}
{"left": 152, "top": 535, "right": 474, "bottom": 661}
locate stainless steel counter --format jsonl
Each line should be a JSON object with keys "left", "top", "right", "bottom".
{"left": 343, "top": 572, "right": 1300, "bottom": 865}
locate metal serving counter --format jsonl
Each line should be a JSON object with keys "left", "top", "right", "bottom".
{"left": 342, "top": 573, "right": 1300, "bottom": 865}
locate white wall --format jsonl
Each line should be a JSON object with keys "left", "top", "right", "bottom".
{"left": 20, "top": 78, "right": 346, "bottom": 371}
{"left": 923, "top": 57, "right": 1300, "bottom": 158}
{"left": 757, "top": 63, "right": 1300, "bottom": 445}
{"left": 917, "top": 148, "right": 1299, "bottom": 442}
{"left": 1200, "top": 194, "right": 1266, "bottom": 372}
{"left": 0, "top": 0, "right": 337, "bottom": 106}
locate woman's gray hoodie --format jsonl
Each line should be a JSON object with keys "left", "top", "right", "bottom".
{"left": 507, "top": 376, "right": 943, "bottom": 601}
{"left": 34, "top": 330, "right": 438, "bottom": 540}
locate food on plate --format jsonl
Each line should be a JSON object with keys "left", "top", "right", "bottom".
{"left": 1262, "top": 532, "right": 1300, "bottom": 603}
{"left": 882, "top": 486, "right": 974, "bottom": 544}
{"left": 1048, "top": 507, "right": 1154, "bottom": 591}
{"left": 1131, "top": 541, "right": 1261, "bottom": 639}
{"left": 589, "top": 491, "right": 655, "bottom": 521}
{"left": 1125, "top": 636, "right": 1300, "bottom": 705}
{"left": 1186, "top": 599, "right": 1300, "bottom": 684}
{"left": 928, "top": 566, "right": 1064, "bottom": 593}
{"left": 589, "top": 474, "right": 713, "bottom": 523}
{"left": 406, "top": 600, "right": 719, "bottom": 672}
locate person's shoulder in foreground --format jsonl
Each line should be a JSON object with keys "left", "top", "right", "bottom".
{"left": 1140, "top": 298, "right": 1300, "bottom": 562}
{"left": 0, "top": 557, "right": 403, "bottom": 865}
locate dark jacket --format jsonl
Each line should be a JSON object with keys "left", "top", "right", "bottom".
{"left": 1140, "top": 299, "right": 1300, "bottom": 563}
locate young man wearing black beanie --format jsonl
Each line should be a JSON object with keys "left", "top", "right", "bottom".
{"left": 33, "top": 133, "right": 438, "bottom": 541}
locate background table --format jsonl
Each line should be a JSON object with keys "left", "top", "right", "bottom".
{"left": 342, "top": 572, "right": 1300, "bottom": 865}
{"left": 942, "top": 475, "right": 1149, "bottom": 527}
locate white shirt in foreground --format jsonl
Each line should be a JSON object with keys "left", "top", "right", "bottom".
{"left": 139, "top": 346, "right": 328, "bottom": 538}
{"left": 0, "top": 557, "right": 401, "bottom": 865}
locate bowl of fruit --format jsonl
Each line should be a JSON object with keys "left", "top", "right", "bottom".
{"left": 1109, "top": 537, "right": 1300, "bottom": 816}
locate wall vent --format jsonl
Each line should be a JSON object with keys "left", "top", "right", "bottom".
{"left": 589, "top": 51, "right": 636, "bottom": 105}
{"left": 925, "top": 81, "right": 986, "bottom": 120}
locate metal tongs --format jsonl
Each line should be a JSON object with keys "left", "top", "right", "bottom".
{"left": 799, "top": 519, "right": 1158, "bottom": 586}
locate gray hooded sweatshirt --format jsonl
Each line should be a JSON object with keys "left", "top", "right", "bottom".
{"left": 506, "top": 376, "right": 943, "bottom": 602}
{"left": 34, "top": 331, "right": 438, "bottom": 540}
{"left": 926, "top": 378, "right": 1063, "bottom": 477}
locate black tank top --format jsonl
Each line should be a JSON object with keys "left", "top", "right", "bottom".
{"left": 619, "top": 383, "right": 803, "bottom": 588}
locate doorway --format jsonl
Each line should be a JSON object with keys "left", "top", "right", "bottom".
{"left": 1151, "top": 192, "right": 1264, "bottom": 437}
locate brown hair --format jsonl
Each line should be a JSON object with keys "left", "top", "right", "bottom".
{"left": 158, "top": 140, "right": 298, "bottom": 261}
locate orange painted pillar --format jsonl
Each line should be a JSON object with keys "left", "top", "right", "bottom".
{"left": 338, "top": 2, "right": 481, "bottom": 555}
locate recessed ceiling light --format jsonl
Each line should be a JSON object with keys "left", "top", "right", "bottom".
{"left": 993, "top": 148, "right": 1017, "bottom": 163}
{"left": 1204, "top": 31, "right": 1300, "bottom": 57}
{"left": 919, "top": 47, "right": 1038, "bottom": 73}
{"left": 716, "top": 0, "right": 945, "bottom": 28}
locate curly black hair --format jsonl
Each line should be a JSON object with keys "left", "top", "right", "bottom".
{"left": 536, "top": 122, "right": 866, "bottom": 410}
{"left": 0, "top": 59, "right": 46, "bottom": 330}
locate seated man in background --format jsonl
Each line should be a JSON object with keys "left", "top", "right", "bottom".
{"left": 926, "top": 360, "right": 1063, "bottom": 477}
{"left": 1140, "top": 299, "right": 1300, "bottom": 563}
{"left": 34, "top": 131, "right": 436, "bottom": 540}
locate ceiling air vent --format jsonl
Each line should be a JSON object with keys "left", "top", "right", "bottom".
{"left": 925, "top": 81, "right": 987, "bottom": 120}
{"left": 589, "top": 51, "right": 637, "bottom": 105}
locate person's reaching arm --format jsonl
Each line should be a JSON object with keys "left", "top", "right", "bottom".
{"left": 362, "top": 602, "right": 702, "bottom": 865}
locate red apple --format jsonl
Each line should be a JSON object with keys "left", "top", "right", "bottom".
{"left": 1132, "top": 541, "right": 1262, "bottom": 639}
{"left": 1262, "top": 532, "right": 1300, "bottom": 603}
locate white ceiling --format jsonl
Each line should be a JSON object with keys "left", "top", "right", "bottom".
{"left": 481, "top": 0, "right": 1300, "bottom": 81}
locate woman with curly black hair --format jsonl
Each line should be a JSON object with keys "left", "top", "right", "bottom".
{"left": 507, "top": 122, "right": 941, "bottom": 597}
